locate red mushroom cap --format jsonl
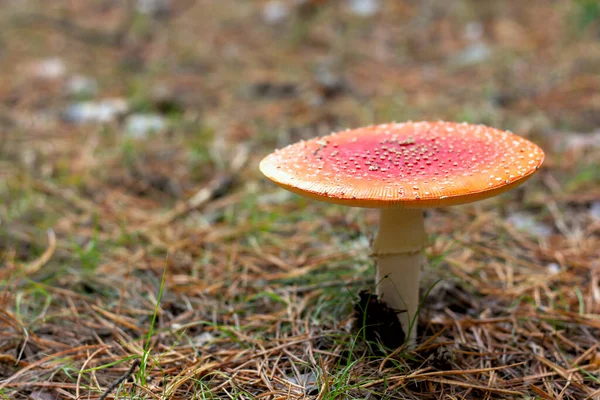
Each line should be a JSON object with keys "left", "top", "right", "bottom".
{"left": 259, "top": 121, "right": 545, "bottom": 208}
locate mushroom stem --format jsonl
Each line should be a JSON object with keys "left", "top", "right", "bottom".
{"left": 373, "top": 208, "right": 428, "bottom": 345}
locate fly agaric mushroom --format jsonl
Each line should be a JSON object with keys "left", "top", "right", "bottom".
{"left": 259, "top": 121, "right": 544, "bottom": 344}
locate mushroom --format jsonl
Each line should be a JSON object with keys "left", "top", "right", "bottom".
{"left": 259, "top": 121, "right": 544, "bottom": 344}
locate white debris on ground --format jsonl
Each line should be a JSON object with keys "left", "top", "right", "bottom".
{"left": 547, "top": 262, "right": 561, "bottom": 275}
{"left": 136, "top": 0, "right": 170, "bottom": 15}
{"left": 192, "top": 332, "right": 215, "bottom": 346}
{"left": 506, "top": 212, "right": 553, "bottom": 238}
{"left": 26, "top": 58, "right": 66, "bottom": 80}
{"left": 66, "top": 75, "right": 98, "bottom": 98}
{"left": 555, "top": 130, "right": 600, "bottom": 152}
{"left": 452, "top": 42, "right": 492, "bottom": 66}
{"left": 124, "top": 113, "right": 168, "bottom": 138}
{"left": 590, "top": 201, "right": 600, "bottom": 220}
{"left": 451, "top": 20, "right": 492, "bottom": 66}
{"left": 28, "top": 390, "right": 57, "bottom": 400}
{"left": 263, "top": 1, "right": 289, "bottom": 25}
{"left": 285, "top": 371, "right": 318, "bottom": 392}
{"left": 464, "top": 21, "right": 484, "bottom": 41}
{"left": 347, "top": 0, "right": 381, "bottom": 17}
{"left": 64, "top": 98, "right": 128, "bottom": 124}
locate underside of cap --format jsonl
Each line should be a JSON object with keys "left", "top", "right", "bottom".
{"left": 259, "top": 121, "right": 545, "bottom": 209}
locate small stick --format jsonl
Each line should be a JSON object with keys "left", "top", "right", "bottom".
{"left": 23, "top": 229, "right": 56, "bottom": 274}
{"left": 98, "top": 359, "right": 140, "bottom": 400}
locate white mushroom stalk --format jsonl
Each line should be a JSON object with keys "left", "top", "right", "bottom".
{"left": 372, "top": 208, "right": 428, "bottom": 344}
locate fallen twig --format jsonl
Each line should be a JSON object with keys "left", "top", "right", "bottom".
{"left": 98, "top": 358, "right": 140, "bottom": 400}
{"left": 23, "top": 229, "right": 56, "bottom": 274}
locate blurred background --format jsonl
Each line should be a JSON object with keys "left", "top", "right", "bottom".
{"left": 2, "top": 0, "right": 599, "bottom": 148}
{"left": 2, "top": 0, "right": 599, "bottom": 239}
{"left": 1, "top": 0, "right": 600, "bottom": 398}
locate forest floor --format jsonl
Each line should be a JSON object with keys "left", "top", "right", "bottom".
{"left": 1, "top": 1, "right": 600, "bottom": 399}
